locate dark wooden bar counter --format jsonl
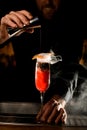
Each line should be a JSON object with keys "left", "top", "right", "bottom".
{"left": 0, "top": 102, "right": 86, "bottom": 130}
{"left": 0, "top": 124, "right": 87, "bottom": 130}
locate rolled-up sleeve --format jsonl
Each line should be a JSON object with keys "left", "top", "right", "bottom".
{"left": 45, "top": 63, "right": 87, "bottom": 103}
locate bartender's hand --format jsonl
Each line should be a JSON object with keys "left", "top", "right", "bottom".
{"left": 0, "top": 10, "right": 34, "bottom": 43}
{"left": 36, "top": 95, "right": 67, "bottom": 124}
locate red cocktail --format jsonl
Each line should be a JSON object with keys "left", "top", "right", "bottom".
{"left": 35, "top": 62, "right": 50, "bottom": 93}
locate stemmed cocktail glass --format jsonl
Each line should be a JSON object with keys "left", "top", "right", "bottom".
{"left": 32, "top": 51, "right": 62, "bottom": 107}
{"left": 35, "top": 60, "right": 50, "bottom": 106}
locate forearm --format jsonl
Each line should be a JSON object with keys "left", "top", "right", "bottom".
{"left": 47, "top": 63, "right": 77, "bottom": 103}
{"left": 51, "top": 63, "right": 87, "bottom": 103}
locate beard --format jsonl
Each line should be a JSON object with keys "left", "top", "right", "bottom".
{"left": 41, "top": 6, "right": 57, "bottom": 20}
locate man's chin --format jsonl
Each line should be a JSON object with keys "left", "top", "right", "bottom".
{"left": 42, "top": 8, "right": 56, "bottom": 20}
{"left": 43, "top": 12, "right": 54, "bottom": 20}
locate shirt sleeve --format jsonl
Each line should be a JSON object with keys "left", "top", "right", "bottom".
{"left": 45, "top": 63, "right": 87, "bottom": 103}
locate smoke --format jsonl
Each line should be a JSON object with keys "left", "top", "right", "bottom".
{"left": 65, "top": 79, "right": 87, "bottom": 115}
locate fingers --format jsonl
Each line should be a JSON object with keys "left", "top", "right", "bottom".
{"left": 1, "top": 10, "right": 33, "bottom": 28}
{"left": 1, "top": 15, "right": 17, "bottom": 28}
{"left": 36, "top": 99, "right": 55, "bottom": 122}
{"left": 47, "top": 105, "right": 58, "bottom": 123}
{"left": 37, "top": 106, "right": 53, "bottom": 122}
{"left": 61, "top": 109, "right": 67, "bottom": 124}
{"left": 9, "top": 10, "right": 33, "bottom": 27}
{"left": 47, "top": 105, "right": 67, "bottom": 124}
{"left": 36, "top": 99, "right": 67, "bottom": 125}
{"left": 55, "top": 108, "right": 64, "bottom": 124}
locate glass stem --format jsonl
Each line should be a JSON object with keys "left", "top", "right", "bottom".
{"left": 40, "top": 92, "right": 44, "bottom": 108}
